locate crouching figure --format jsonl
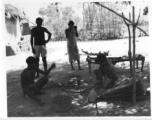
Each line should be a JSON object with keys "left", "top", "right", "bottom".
{"left": 21, "top": 56, "right": 56, "bottom": 105}
{"left": 94, "top": 54, "right": 118, "bottom": 88}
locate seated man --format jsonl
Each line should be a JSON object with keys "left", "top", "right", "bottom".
{"left": 21, "top": 56, "right": 56, "bottom": 105}
{"left": 94, "top": 54, "right": 118, "bottom": 88}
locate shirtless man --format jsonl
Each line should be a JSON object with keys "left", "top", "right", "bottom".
{"left": 31, "top": 17, "right": 52, "bottom": 77}
{"left": 21, "top": 56, "right": 55, "bottom": 105}
{"left": 94, "top": 54, "right": 118, "bottom": 88}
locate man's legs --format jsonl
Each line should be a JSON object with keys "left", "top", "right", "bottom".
{"left": 70, "top": 62, "right": 75, "bottom": 70}
{"left": 70, "top": 60, "right": 82, "bottom": 70}
{"left": 77, "top": 59, "right": 82, "bottom": 70}
{"left": 41, "top": 46, "right": 47, "bottom": 72}
{"left": 35, "top": 57, "right": 40, "bottom": 77}
{"left": 23, "top": 88, "right": 41, "bottom": 102}
{"left": 34, "top": 46, "right": 40, "bottom": 77}
{"left": 42, "top": 57, "right": 47, "bottom": 72}
{"left": 35, "top": 76, "right": 49, "bottom": 90}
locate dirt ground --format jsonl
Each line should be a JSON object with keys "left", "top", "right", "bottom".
{"left": 6, "top": 37, "right": 151, "bottom": 117}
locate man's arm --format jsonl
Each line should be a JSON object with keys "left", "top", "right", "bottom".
{"left": 44, "top": 28, "right": 51, "bottom": 43}
{"left": 75, "top": 27, "right": 78, "bottom": 37}
{"left": 65, "top": 29, "right": 69, "bottom": 39}
{"left": 30, "top": 29, "right": 36, "bottom": 54}
{"left": 34, "top": 63, "right": 56, "bottom": 76}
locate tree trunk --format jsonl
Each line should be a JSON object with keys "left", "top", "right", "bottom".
{"left": 132, "top": 6, "right": 136, "bottom": 105}
{"left": 83, "top": 3, "right": 85, "bottom": 40}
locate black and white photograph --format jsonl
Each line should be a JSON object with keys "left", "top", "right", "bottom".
{"left": 2, "top": 0, "right": 151, "bottom": 118}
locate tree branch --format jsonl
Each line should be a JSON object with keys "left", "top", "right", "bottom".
{"left": 122, "top": 12, "right": 132, "bottom": 26}
{"left": 135, "top": 9, "right": 141, "bottom": 26}
{"left": 94, "top": 2, "right": 149, "bottom": 36}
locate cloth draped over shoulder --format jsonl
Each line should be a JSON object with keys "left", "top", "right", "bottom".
{"left": 67, "top": 27, "right": 79, "bottom": 63}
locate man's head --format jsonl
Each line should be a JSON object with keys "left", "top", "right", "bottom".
{"left": 68, "top": 20, "right": 74, "bottom": 27}
{"left": 95, "top": 54, "right": 107, "bottom": 64}
{"left": 36, "top": 17, "right": 43, "bottom": 27}
{"left": 26, "top": 56, "right": 37, "bottom": 68}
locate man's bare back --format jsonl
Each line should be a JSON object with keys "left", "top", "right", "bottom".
{"left": 21, "top": 68, "right": 36, "bottom": 88}
{"left": 21, "top": 56, "right": 55, "bottom": 105}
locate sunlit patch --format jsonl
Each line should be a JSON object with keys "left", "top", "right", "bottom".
{"left": 17, "top": 105, "right": 24, "bottom": 108}
{"left": 83, "top": 83, "right": 89, "bottom": 86}
{"left": 73, "top": 102, "right": 80, "bottom": 106}
{"left": 82, "top": 104, "right": 94, "bottom": 108}
{"left": 96, "top": 102, "right": 114, "bottom": 109}
{"left": 73, "top": 98, "right": 79, "bottom": 101}
{"left": 147, "top": 88, "right": 150, "bottom": 91}
{"left": 124, "top": 109, "right": 137, "bottom": 114}
{"left": 143, "top": 109, "right": 148, "bottom": 112}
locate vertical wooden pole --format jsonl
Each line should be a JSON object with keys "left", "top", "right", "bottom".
{"left": 132, "top": 6, "right": 136, "bottom": 104}
{"left": 128, "top": 12, "right": 133, "bottom": 76}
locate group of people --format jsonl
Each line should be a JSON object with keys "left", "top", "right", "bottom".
{"left": 20, "top": 17, "right": 118, "bottom": 105}
{"left": 21, "top": 18, "right": 83, "bottom": 105}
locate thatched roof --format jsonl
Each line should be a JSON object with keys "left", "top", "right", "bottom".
{"left": 5, "top": 4, "right": 24, "bottom": 19}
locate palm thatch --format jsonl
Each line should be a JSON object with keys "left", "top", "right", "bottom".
{"left": 5, "top": 4, "right": 24, "bottom": 19}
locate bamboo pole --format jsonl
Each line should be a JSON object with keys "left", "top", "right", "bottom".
{"left": 122, "top": 12, "right": 133, "bottom": 76}
{"left": 132, "top": 6, "right": 136, "bottom": 104}
{"left": 129, "top": 12, "right": 133, "bottom": 76}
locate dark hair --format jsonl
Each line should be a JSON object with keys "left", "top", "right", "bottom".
{"left": 36, "top": 17, "right": 43, "bottom": 23}
{"left": 68, "top": 20, "right": 74, "bottom": 26}
{"left": 26, "top": 56, "right": 37, "bottom": 65}
{"left": 95, "top": 54, "right": 107, "bottom": 63}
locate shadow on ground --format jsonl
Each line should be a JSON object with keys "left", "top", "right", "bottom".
{"left": 7, "top": 61, "right": 151, "bottom": 117}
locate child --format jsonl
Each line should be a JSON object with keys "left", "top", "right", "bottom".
{"left": 21, "top": 56, "right": 55, "bottom": 105}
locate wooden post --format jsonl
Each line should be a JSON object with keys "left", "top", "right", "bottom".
{"left": 132, "top": 6, "right": 136, "bottom": 105}
{"left": 129, "top": 12, "right": 133, "bottom": 76}
{"left": 122, "top": 12, "right": 133, "bottom": 76}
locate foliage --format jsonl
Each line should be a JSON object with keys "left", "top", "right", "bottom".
{"left": 143, "top": 6, "right": 148, "bottom": 15}
{"left": 39, "top": 3, "right": 83, "bottom": 41}
{"left": 38, "top": 2, "right": 148, "bottom": 41}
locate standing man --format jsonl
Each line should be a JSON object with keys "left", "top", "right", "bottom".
{"left": 31, "top": 17, "right": 51, "bottom": 77}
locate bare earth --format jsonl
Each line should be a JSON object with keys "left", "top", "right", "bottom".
{"left": 6, "top": 37, "right": 151, "bottom": 117}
